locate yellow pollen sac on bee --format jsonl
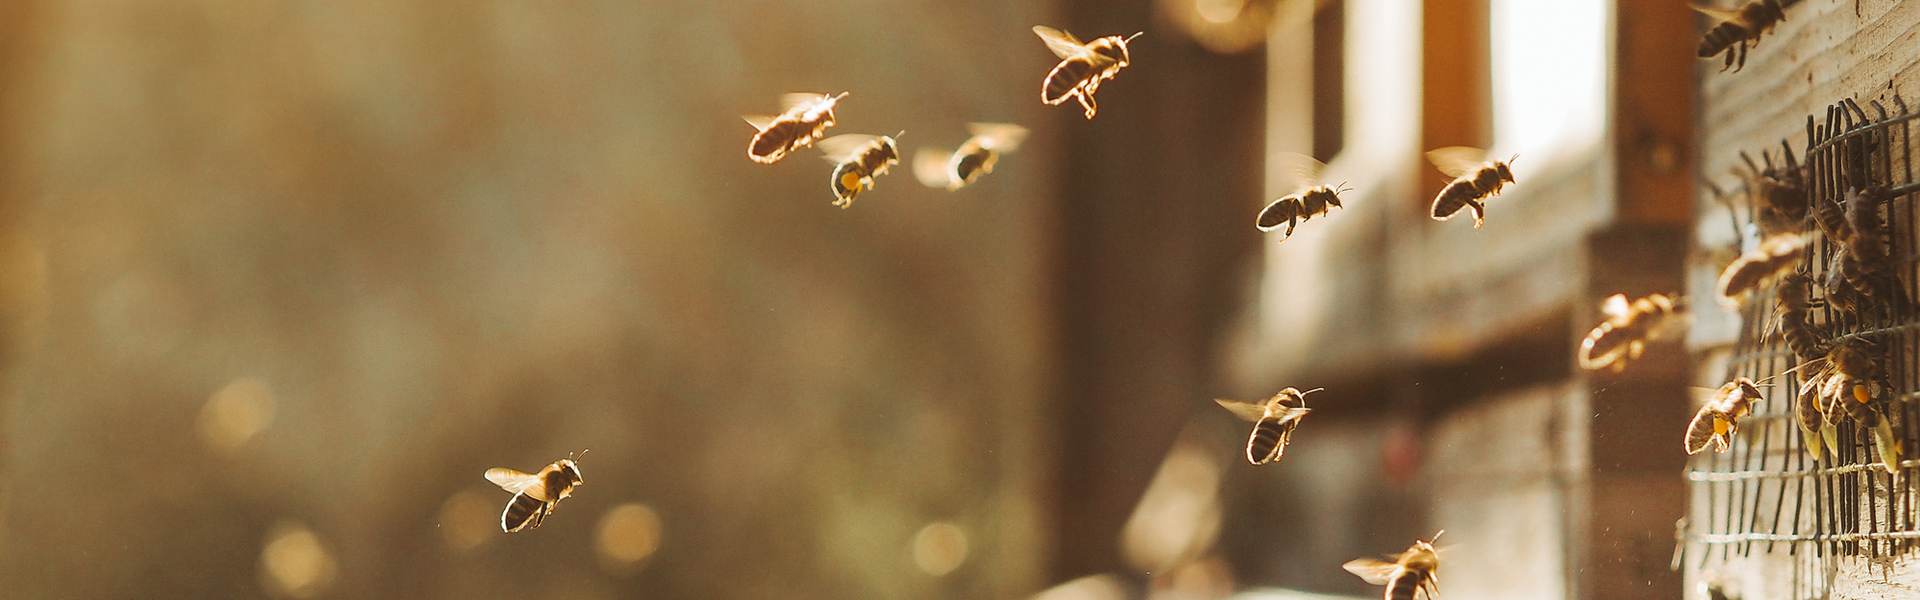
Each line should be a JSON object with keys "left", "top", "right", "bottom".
{"left": 1854, "top": 384, "right": 1873, "bottom": 404}
{"left": 1715, "top": 418, "right": 1730, "bottom": 436}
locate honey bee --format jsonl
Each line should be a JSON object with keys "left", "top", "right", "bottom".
{"left": 1714, "top": 232, "right": 1808, "bottom": 306}
{"left": 1033, "top": 26, "right": 1141, "bottom": 120}
{"left": 912, "top": 123, "right": 1030, "bottom": 190}
{"left": 1426, "top": 147, "right": 1516, "bottom": 228}
{"left": 1343, "top": 532, "right": 1443, "bottom": 600}
{"left": 1812, "top": 193, "right": 1851, "bottom": 247}
{"left": 1794, "top": 374, "right": 1830, "bottom": 459}
{"left": 1579, "top": 293, "right": 1685, "bottom": 372}
{"left": 486, "top": 451, "right": 586, "bottom": 532}
{"left": 1693, "top": 0, "right": 1786, "bottom": 73}
{"left": 1775, "top": 273, "right": 1830, "bottom": 362}
{"left": 1214, "top": 387, "right": 1318, "bottom": 465}
{"left": 744, "top": 92, "right": 849, "bottom": 164}
{"left": 1256, "top": 153, "right": 1349, "bottom": 240}
{"left": 1839, "top": 185, "right": 1908, "bottom": 308}
{"left": 1739, "top": 145, "right": 1807, "bottom": 235}
{"left": 1818, "top": 339, "right": 1902, "bottom": 472}
{"left": 819, "top": 133, "right": 902, "bottom": 208}
{"left": 1685, "top": 378, "right": 1763, "bottom": 454}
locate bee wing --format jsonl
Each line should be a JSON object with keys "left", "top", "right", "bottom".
{"left": 818, "top": 134, "right": 881, "bottom": 162}
{"left": 1426, "top": 146, "right": 1490, "bottom": 178}
{"left": 1689, "top": 4, "right": 1742, "bottom": 22}
{"left": 1214, "top": 398, "right": 1268, "bottom": 423}
{"left": 1601, "top": 294, "right": 1631, "bottom": 319}
{"left": 914, "top": 147, "right": 956, "bottom": 188}
{"left": 1272, "top": 152, "right": 1327, "bottom": 193}
{"left": 487, "top": 468, "right": 545, "bottom": 495}
{"left": 966, "top": 123, "right": 1031, "bottom": 152}
{"left": 743, "top": 115, "right": 776, "bottom": 131}
{"left": 1685, "top": 405, "right": 1721, "bottom": 454}
{"left": 779, "top": 92, "right": 832, "bottom": 112}
{"left": 1033, "top": 26, "right": 1090, "bottom": 59}
{"left": 1342, "top": 558, "right": 1402, "bottom": 585}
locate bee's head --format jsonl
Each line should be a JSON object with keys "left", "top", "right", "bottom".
{"left": 1094, "top": 32, "right": 1141, "bottom": 66}
{"left": 880, "top": 132, "right": 903, "bottom": 163}
{"left": 561, "top": 450, "right": 587, "bottom": 485}
{"left": 1498, "top": 155, "right": 1517, "bottom": 183}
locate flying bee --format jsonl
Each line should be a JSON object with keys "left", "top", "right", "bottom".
{"left": 1033, "top": 26, "right": 1141, "bottom": 120}
{"left": 1426, "top": 147, "right": 1516, "bottom": 228}
{"left": 912, "top": 123, "right": 1030, "bottom": 190}
{"left": 1579, "top": 293, "right": 1686, "bottom": 372}
{"left": 818, "top": 132, "right": 902, "bottom": 208}
{"left": 486, "top": 451, "right": 586, "bottom": 532}
{"left": 1343, "top": 532, "right": 1443, "bottom": 600}
{"left": 1214, "top": 387, "right": 1319, "bottom": 465}
{"left": 1775, "top": 273, "right": 1830, "bottom": 362}
{"left": 744, "top": 92, "right": 849, "bottom": 164}
{"left": 1715, "top": 232, "right": 1809, "bottom": 307}
{"left": 1256, "top": 153, "right": 1349, "bottom": 240}
{"left": 1739, "top": 144, "right": 1807, "bottom": 235}
{"left": 1685, "top": 378, "right": 1764, "bottom": 454}
{"left": 1694, "top": 0, "right": 1786, "bottom": 73}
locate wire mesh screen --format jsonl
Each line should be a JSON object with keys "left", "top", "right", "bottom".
{"left": 1684, "top": 96, "right": 1920, "bottom": 590}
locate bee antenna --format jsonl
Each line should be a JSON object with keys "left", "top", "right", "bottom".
{"left": 1125, "top": 32, "right": 1144, "bottom": 44}
{"left": 1301, "top": 387, "right": 1327, "bottom": 396}
{"left": 1507, "top": 153, "right": 1520, "bottom": 165}
{"left": 1431, "top": 530, "right": 1446, "bottom": 543}
{"left": 574, "top": 448, "right": 590, "bottom": 462}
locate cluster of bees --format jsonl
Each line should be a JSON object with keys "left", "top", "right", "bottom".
{"left": 738, "top": 26, "right": 1136, "bottom": 207}
{"left": 476, "top": 3, "right": 1833, "bottom": 598}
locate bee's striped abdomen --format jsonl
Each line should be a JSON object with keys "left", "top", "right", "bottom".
{"left": 1384, "top": 568, "right": 1427, "bottom": 600}
{"left": 1431, "top": 180, "right": 1482, "bottom": 219}
{"left": 1043, "top": 59, "right": 1094, "bottom": 105}
{"left": 1697, "top": 23, "right": 1750, "bottom": 58}
{"left": 953, "top": 149, "right": 995, "bottom": 186}
{"left": 1246, "top": 417, "right": 1297, "bottom": 464}
{"left": 502, "top": 492, "right": 551, "bottom": 533}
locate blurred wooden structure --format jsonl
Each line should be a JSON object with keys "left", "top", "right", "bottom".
{"left": 1220, "top": 0, "right": 1693, "bottom": 598}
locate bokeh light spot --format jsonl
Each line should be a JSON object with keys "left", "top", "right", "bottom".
{"left": 258, "top": 521, "right": 337, "bottom": 599}
{"left": 911, "top": 521, "right": 968, "bottom": 577}
{"left": 199, "top": 378, "right": 274, "bottom": 451}
{"left": 595, "top": 503, "right": 662, "bottom": 574}
{"left": 437, "top": 488, "right": 499, "bottom": 553}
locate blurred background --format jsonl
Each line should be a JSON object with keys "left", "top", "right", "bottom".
{"left": 0, "top": 0, "right": 1715, "bottom": 598}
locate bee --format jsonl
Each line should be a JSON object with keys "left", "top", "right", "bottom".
{"left": 1714, "top": 232, "right": 1809, "bottom": 306}
{"left": 1794, "top": 373, "right": 1832, "bottom": 459}
{"left": 818, "top": 133, "right": 902, "bottom": 208}
{"left": 1775, "top": 273, "right": 1830, "bottom": 362}
{"left": 1839, "top": 185, "right": 1908, "bottom": 308}
{"left": 1819, "top": 339, "right": 1902, "bottom": 473}
{"left": 744, "top": 92, "right": 849, "bottom": 164}
{"left": 1693, "top": 0, "right": 1786, "bottom": 73}
{"left": 1824, "top": 249, "right": 1864, "bottom": 314}
{"left": 1033, "top": 26, "right": 1141, "bottom": 120}
{"left": 1256, "top": 153, "right": 1349, "bottom": 240}
{"left": 1739, "top": 145, "right": 1807, "bottom": 235}
{"left": 1214, "top": 387, "right": 1319, "bottom": 465}
{"left": 1812, "top": 193, "right": 1851, "bottom": 247}
{"left": 1426, "top": 147, "right": 1516, "bottom": 228}
{"left": 912, "top": 123, "right": 1030, "bottom": 190}
{"left": 485, "top": 451, "right": 586, "bottom": 532}
{"left": 1343, "top": 532, "right": 1443, "bottom": 600}
{"left": 1685, "top": 378, "right": 1764, "bottom": 454}
{"left": 1579, "top": 293, "right": 1685, "bottom": 372}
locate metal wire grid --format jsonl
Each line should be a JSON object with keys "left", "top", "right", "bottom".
{"left": 1684, "top": 97, "right": 1920, "bottom": 572}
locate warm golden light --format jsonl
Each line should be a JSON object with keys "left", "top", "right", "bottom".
{"left": 258, "top": 521, "right": 337, "bottom": 599}
{"left": 1032, "top": 575, "right": 1128, "bottom": 600}
{"left": 596, "top": 503, "right": 663, "bottom": 574}
{"left": 437, "top": 488, "right": 499, "bottom": 553}
{"left": 199, "top": 378, "right": 275, "bottom": 452}
{"left": 911, "top": 521, "right": 969, "bottom": 577}
{"left": 1121, "top": 435, "right": 1223, "bottom": 573}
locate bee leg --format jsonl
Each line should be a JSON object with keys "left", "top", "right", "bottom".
{"left": 1732, "top": 40, "right": 1747, "bottom": 73}
{"left": 1721, "top": 45, "right": 1736, "bottom": 73}
{"left": 1076, "top": 92, "right": 1098, "bottom": 120}
{"left": 1466, "top": 199, "right": 1486, "bottom": 229}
